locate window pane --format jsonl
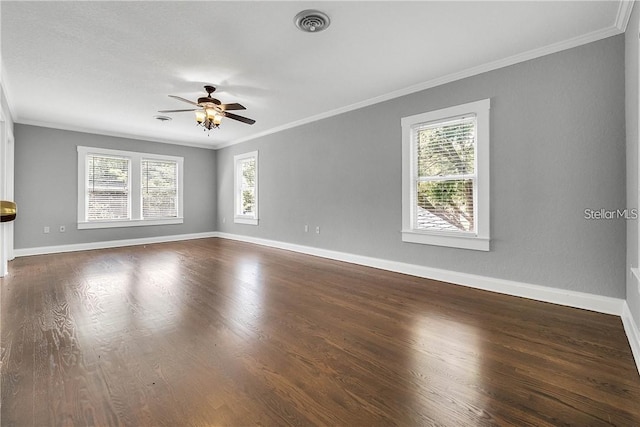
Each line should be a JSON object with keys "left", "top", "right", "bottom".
{"left": 241, "top": 158, "right": 256, "bottom": 188}
{"left": 142, "top": 160, "right": 177, "bottom": 218}
{"left": 88, "top": 191, "right": 129, "bottom": 220}
{"left": 417, "top": 118, "right": 475, "bottom": 177}
{"left": 416, "top": 179, "right": 474, "bottom": 232}
{"left": 242, "top": 188, "right": 255, "bottom": 215}
{"left": 87, "top": 155, "right": 129, "bottom": 220}
{"left": 239, "top": 158, "right": 256, "bottom": 216}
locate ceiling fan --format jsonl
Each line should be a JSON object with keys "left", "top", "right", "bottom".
{"left": 159, "top": 85, "right": 256, "bottom": 132}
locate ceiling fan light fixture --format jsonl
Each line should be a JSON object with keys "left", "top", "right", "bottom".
{"left": 161, "top": 85, "right": 255, "bottom": 136}
{"left": 294, "top": 10, "right": 330, "bottom": 33}
{"left": 205, "top": 108, "right": 217, "bottom": 121}
{"left": 196, "top": 108, "right": 222, "bottom": 131}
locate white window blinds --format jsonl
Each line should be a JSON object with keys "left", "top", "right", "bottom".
{"left": 142, "top": 159, "right": 178, "bottom": 219}
{"left": 78, "top": 146, "right": 184, "bottom": 229}
{"left": 87, "top": 154, "right": 130, "bottom": 221}
{"left": 414, "top": 115, "right": 476, "bottom": 233}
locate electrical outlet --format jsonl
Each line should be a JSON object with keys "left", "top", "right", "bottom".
{"left": 59, "top": 225, "right": 66, "bottom": 233}
{"left": 43, "top": 226, "right": 50, "bottom": 234}
{"left": 304, "top": 225, "right": 309, "bottom": 232}
{"left": 222, "top": 217, "right": 226, "bottom": 224}
{"left": 315, "top": 226, "right": 320, "bottom": 234}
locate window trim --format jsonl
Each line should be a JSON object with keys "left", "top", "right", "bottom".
{"left": 401, "top": 99, "right": 490, "bottom": 251}
{"left": 234, "top": 150, "right": 259, "bottom": 226}
{"left": 77, "top": 146, "right": 184, "bottom": 230}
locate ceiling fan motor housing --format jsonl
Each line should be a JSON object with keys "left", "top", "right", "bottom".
{"left": 198, "top": 85, "right": 220, "bottom": 105}
{"left": 198, "top": 97, "right": 221, "bottom": 105}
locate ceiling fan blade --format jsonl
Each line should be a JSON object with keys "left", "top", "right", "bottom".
{"left": 168, "top": 95, "right": 199, "bottom": 106}
{"left": 158, "top": 109, "right": 198, "bottom": 113}
{"left": 223, "top": 112, "right": 256, "bottom": 125}
{"left": 220, "top": 103, "right": 246, "bottom": 111}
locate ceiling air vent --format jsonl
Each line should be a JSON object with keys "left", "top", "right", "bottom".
{"left": 294, "top": 10, "right": 330, "bottom": 33}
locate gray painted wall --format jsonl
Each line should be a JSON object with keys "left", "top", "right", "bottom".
{"left": 627, "top": 4, "right": 640, "bottom": 327}
{"left": 217, "top": 35, "right": 626, "bottom": 298}
{"left": 14, "top": 125, "right": 217, "bottom": 248}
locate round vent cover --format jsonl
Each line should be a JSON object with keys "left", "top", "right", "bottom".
{"left": 294, "top": 10, "right": 330, "bottom": 33}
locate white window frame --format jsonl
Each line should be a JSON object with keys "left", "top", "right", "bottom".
{"left": 77, "top": 146, "right": 184, "bottom": 229}
{"left": 401, "top": 99, "right": 490, "bottom": 251}
{"left": 234, "top": 150, "right": 259, "bottom": 225}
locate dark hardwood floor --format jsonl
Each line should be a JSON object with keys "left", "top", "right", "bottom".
{"left": 1, "top": 238, "right": 639, "bottom": 426}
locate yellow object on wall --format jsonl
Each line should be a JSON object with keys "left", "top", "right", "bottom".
{"left": 0, "top": 201, "right": 17, "bottom": 222}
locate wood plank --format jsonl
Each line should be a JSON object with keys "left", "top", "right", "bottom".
{"left": 1, "top": 238, "right": 639, "bottom": 426}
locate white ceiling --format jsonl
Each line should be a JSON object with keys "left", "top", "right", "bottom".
{"left": 0, "top": 1, "right": 631, "bottom": 149}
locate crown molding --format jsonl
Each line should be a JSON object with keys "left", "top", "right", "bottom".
{"left": 4, "top": 2, "right": 630, "bottom": 152}
{"left": 223, "top": 24, "right": 624, "bottom": 149}
{"left": 15, "top": 119, "right": 217, "bottom": 150}
{"left": 615, "top": 0, "right": 634, "bottom": 32}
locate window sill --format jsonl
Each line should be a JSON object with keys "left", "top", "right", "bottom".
{"left": 234, "top": 217, "right": 258, "bottom": 225}
{"left": 78, "top": 218, "right": 184, "bottom": 230}
{"left": 401, "top": 229, "right": 490, "bottom": 251}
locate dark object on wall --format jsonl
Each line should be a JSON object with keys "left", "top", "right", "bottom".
{"left": 1, "top": 201, "right": 16, "bottom": 222}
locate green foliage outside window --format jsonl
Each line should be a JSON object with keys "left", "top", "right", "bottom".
{"left": 417, "top": 120, "right": 475, "bottom": 231}
{"left": 241, "top": 159, "right": 256, "bottom": 215}
{"left": 143, "top": 160, "right": 177, "bottom": 218}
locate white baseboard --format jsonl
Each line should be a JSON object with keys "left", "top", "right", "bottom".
{"left": 13, "top": 232, "right": 218, "bottom": 257}
{"left": 14, "top": 231, "right": 624, "bottom": 316}
{"left": 217, "top": 232, "right": 638, "bottom": 372}
{"left": 12, "top": 230, "right": 636, "bottom": 374}
{"left": 622, "top": 302, "right": 640, "bottom": 376}
{"left": 215, "top": 232, "right": 624, "bottom": 316}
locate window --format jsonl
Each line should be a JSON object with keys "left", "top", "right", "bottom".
{"left": 77, "top": 146, "right": 184, "bottom": 229}
{"left": 142, "top": 159, "right": 178, "bottom": 219}
{"left": 87, "top": 154, "right": 130, "bottom": 221}
{"left": 234, "top": 151, "right": 258, "bottom": 225}
{"left": 401, "top": 99, "right": 490, "bottom": 251}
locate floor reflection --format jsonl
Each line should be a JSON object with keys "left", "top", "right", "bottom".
{"left": 4, "top": 239, "right": 639, "bottom": 425}
{"left": 78, "top": 251, "right": 184, "bottom": 339}
{"left": 408, "top": 313, "right": 487, "bottom": 423}
{"left": 229, "top": 257, "right": 265, "bottom": 327}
